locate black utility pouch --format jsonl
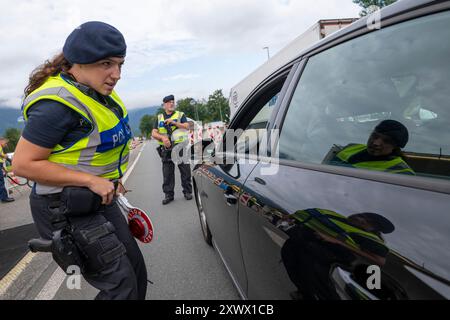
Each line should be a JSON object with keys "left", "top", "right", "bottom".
{"left": 61, "top": 187, "right": 102, "bottom": 217}
{"left": 71, "top": 221, "right": 127, "bottom": 274}
{"left": 156, "top": 146, "right": 163, "bottom": 158}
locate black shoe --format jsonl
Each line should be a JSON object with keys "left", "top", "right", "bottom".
{"left": 1, "top": 197, "right": 15, "bottom": 203}
{"left": 184, "top": 193, "right": 193, "bottom": 200}
{"left": 162, "top": 196, "right": 174, "bottom": 205}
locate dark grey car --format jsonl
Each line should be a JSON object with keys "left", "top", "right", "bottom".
{"left": 193, "top": 0, "right": 450, "bottom": 300}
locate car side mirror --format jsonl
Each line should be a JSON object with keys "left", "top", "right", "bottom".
{"left": 191, "top": 139, "right": 216, "bottom": 164}
{"left": 203, "top": 139, "right": 216, "bottom": 160}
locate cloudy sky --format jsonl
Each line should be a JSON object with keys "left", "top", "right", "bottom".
{"left": 0, "top": 0, "right": 360, "bottom": 109}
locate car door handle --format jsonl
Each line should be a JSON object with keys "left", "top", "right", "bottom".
{"left": 254, "top": 177, "right": 266, "bottom": 185}
{"left": 331, "top": 266, "right": 379, "bottom": 300}
{"left": 224, "top": 193, "right": 238, "bottom": 206}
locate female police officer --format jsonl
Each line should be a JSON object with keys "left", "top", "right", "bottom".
{"left": 12, "top": 21, "right": 147, "bottom": 300}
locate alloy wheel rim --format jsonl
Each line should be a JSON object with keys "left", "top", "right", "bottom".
{"left": 196, "top": 190, "right": 208, "bottom": 233}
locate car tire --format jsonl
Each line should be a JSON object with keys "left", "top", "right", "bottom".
{"left": 194, "top": 182, "right": 213, "bottom": 246}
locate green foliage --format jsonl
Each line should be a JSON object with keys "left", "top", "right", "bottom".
{"left": 204, "top": 90, "right": 230, "bottom": 123}
{"left": 144, "top": 89, "right": 230, "bottom": 126}
{"left": 178, "top": 90, "right": 229, "bottom": 123}
{"left": 139, "top": 114, "right": 157, "bottom": 138}
{"left": 176, "top": 98, "right": 198, "bottom": 120}
{"left": 353, "top": 0, "right": 397, "bottom": 16}
{"left": 3, "top": 127, "right": 21, "bottom": 152}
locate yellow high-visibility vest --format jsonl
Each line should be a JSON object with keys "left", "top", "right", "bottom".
{"left": 335, "top": 144, "right": 414, "bottom": 175}
{"left": 157, "top": 111, "right": 188, "bottom": 145}
{"left": 22, "top": 73, "right": 132, "bottom": 183}
{"left": 0, "top": 145, "right": 5, "bottom": 164}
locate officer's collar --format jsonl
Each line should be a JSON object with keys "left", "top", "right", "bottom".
{"left": 60, "top": 72, "right": 103, "bottom": 99}
{"left": 164, "top": 111, "right": 176, "bottom": 116}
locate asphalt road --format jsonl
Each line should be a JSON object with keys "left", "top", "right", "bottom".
{"left": 51, "top": 140, "right": 240, "bottom": 300}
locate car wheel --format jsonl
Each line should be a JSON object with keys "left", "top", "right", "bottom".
{"left": 194, "top": 183, "right": 213, "bottom": 246}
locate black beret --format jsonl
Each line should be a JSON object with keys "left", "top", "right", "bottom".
{"left": 63, "top": 21, "right": 126, "bottom": 64}
{"left": 375, "top": 120, "right": 409, "bottom": 148}
{"left": 163, "top": 95, "right": 175, "bottom": 103}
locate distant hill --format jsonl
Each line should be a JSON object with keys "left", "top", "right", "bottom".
{"left": 0, "top": 107, "right": 24, "bottom": 135}
{"left": 128, "top": 106, "right": 159, "bottom": 136}
{"left": 0, "top": 106, "right": 159, "bottom": 137}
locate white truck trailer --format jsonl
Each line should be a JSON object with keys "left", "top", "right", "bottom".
{"left": 228, "top": 18, "right": 358, "bottom": 119}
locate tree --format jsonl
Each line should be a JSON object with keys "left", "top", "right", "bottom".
{"left": 176, "top": 98, "right": 198, "bottom": 120}
{"left": 353, "top": 0, "right": 397, "bottom": 16}
{"left": 3, "top": 127, "right": 21, "bottom": 153}
{"left": 139, "top": 114, "right": 157, "bottom": 138}
{"left": 204, "top": 90, "right": 230, "bottom": 123}
{"left": 151, "top": 89, "right": 230, "bottom": 125}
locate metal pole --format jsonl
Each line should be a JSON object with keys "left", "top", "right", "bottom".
{"left": 190, "top": 99, "right": 199, "bottom": 121}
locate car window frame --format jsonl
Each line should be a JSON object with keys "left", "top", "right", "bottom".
{"left": 269, "top": 12, "right": 450, "bottom": 196}
{"left": 217, "top": 65, "right": 298, "bottom": 165}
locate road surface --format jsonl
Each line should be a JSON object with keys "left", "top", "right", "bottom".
{"left": 1, "top": 141, "right": 239, "bottom": 300}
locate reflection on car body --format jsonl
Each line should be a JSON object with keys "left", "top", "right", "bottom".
{"left": 193, "top": 0, "right": 450, "bottom": 300}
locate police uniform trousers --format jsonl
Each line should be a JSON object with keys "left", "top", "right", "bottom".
{"left": 30, "top": 191, "right": 148, "bottom": 300}
{"left": 0, "top": 170, "right": 9, "bottom": 200}
{"left": 162, "top": 143, "right": 192, "bottom": 197}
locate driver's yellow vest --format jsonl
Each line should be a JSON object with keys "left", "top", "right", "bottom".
{"left": 22, "top": 74, "right": 132, "bottom": 181}
{"left": 335, "top": 144, "right": 414, "bottom": 175}
{"left": 157, "top": 111, "right": 188, "bottom": 145}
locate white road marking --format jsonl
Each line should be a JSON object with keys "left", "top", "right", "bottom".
{"left": 34, "top": 267, "right": 66, "bottom": 300}
{"left": 0, "top": 252, "right": 36, "bottom": 298}
{"left": 122, "top": 141, "right": 146, "bottom": 183}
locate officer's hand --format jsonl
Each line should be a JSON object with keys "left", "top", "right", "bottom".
{"left": 164, "top": 118, "right": 175, "bottom": 125}
{"left": 115, "top": 180, "right": 129, "bottom": 196}
{"left": 87, "top": 176, "right": 115, "bottom": 205}
{"left": 162, "top": 137, "right": 172, "bottom": 148}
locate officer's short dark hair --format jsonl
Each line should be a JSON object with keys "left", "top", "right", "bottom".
{"left": 374, "top": 120, "right": 409, "bottom": 148}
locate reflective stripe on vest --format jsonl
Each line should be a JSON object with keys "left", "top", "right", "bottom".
{"left": 157, "top": 111, "right": 188, "bottom": 145}
{"left": 22, "top": 74, "right": 132, "bottom": 182}
{"left": 336, "top": 144, "right": 414, "bottom": 175}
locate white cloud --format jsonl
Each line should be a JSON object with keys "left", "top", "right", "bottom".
{"left": 162, "top": 74, "right": 201, "bottom": 81}
{"left": 119, "top": 86, "right": 210, "bottom": 109}
{"left": 0, "top": 0, "right": 360, "bottom": 108}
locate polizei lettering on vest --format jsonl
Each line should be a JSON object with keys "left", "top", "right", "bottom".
{"left": 175, "top": 304, "right": 209, "bottom": 318}
{"left": 112, "top": 129, "right": 126, "bottom": 148}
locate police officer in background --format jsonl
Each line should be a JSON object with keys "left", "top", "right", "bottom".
{"left": 12, "top": 21, "right": 147, "bottom": 299}
{"left": 152, "top": 95, "right": 192, "bottom": 205}
{"left": 0, "top": 137, "right": 14, "bottom": 203}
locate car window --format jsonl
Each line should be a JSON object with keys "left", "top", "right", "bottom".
{"left": 235, "top": 93, "right": 279, "bottom": 155}
{"left": 278, "top": 11, "right": 450, "bottom": 180}
{"left": 232, "top": 75, "right": 284, "bottom": 157}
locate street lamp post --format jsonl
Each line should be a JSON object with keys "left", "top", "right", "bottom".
{"left": 190, "top": 99, "right": 199, "bottom": 121}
